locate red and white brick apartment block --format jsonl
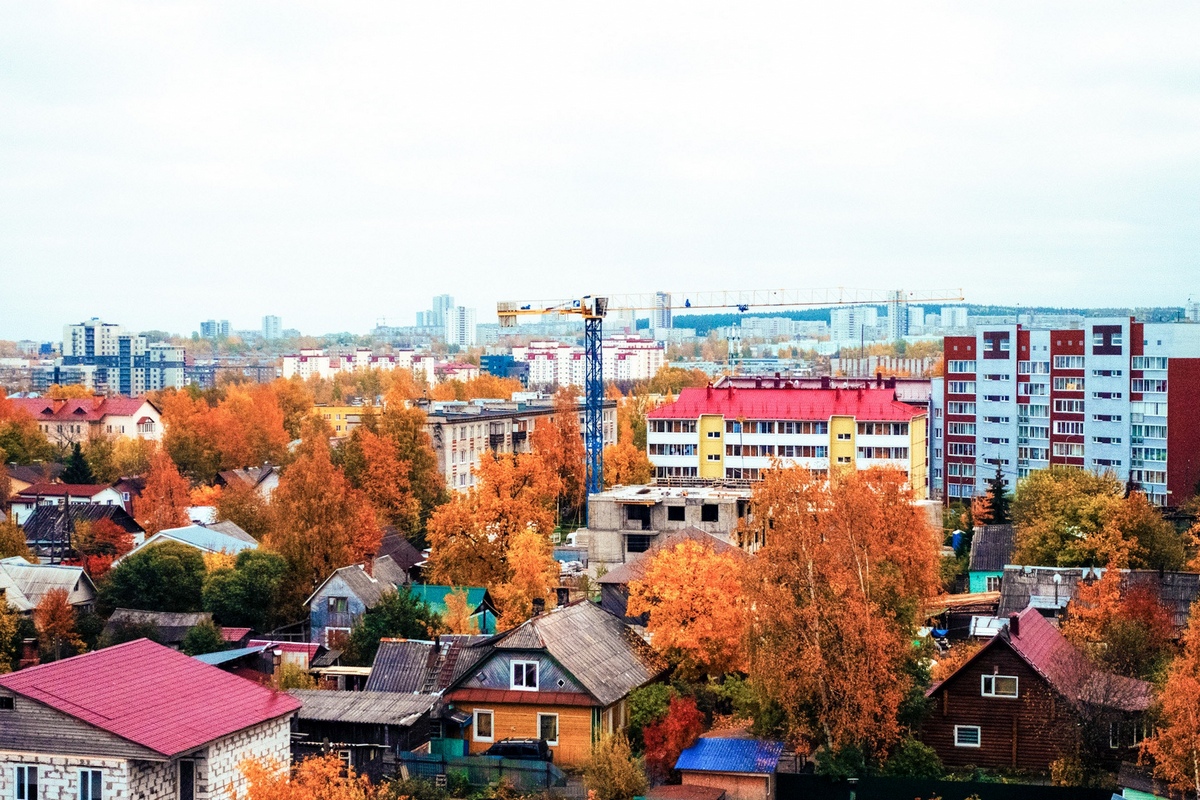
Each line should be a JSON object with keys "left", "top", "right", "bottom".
{"left": 934, "top": 318, "right": 1200, "bottom": 506}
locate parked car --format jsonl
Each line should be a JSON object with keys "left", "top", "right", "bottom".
{"left": 481, "top": 738, "right": 553, "bottom": 762}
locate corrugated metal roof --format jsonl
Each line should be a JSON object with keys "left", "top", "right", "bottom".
{"left": 137, "top": 524, "right": 260, "bottom": 557}
{"left": 21, "top": 504, "right": 143, "bottom": 545}
{"left": 0, "top": 557, "right": 96, "bottom": 607}
{"left": 675, "top": 737, "right": 784, "bottom": 774}
{"left": 194, "top": 644, "right": 270, "bottom": 665}
{"left": 0, "top": 638, "right": 300, "bottom": 756}
{"left": 288, "top": 689, "right": 438, "bottom": 725}
{"left": 365, "top": 635, "right": 487, "bottom": 693}
{"left": 103, "top": 609, "right": 212, "bottom": 645}
{"left": 648, "top": 386, "right": 922, "bottom": 422}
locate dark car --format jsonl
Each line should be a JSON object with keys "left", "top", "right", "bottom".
{"left": 481, "top": 738, "right": 553, "bottom": 762}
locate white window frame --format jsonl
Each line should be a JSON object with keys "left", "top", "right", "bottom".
{"left": 510, "top": 660, "right": 539, "bottom": 691}
{"left": 981, "top": 674, "right": 1019, "bottom": 698}
{"left": 706, "top": 430, "right": 721, "bottom": 439}
{"left": 16, "top": 765, "right": 38, "bottom": 800}
{"left": 954, "top": 725, "right": 981, "bottom": 748}
{"left": 473, "top": 709, "right": 494, "bottom": 742}
{"left": 985, "top": 576, "right": 1001, "bottom": 593}
{"left": 79, "top": 769, "right": 103, "bottom": 800}
{"left": 537, "top": 712, "right": 560, "bottom": 746}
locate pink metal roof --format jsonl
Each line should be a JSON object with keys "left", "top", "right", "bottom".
{"left": 647, "top": 386, "right": 924, "bottom": 422}
{"left": 10, "top": 397, "right": 152, "bottom": 422}
{"left": 249, "top": 640, "right": 322, "bottom": 657}
{"left": 0, "top": 638, "right": 300, "bottom": 757}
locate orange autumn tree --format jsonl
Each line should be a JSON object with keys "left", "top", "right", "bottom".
{"left": 1062, "top": 565, "right": 1174, "bottom": 680}
{"left": 602, "top": 411, "right": 653, "bottom": 488}
{"left": 340, "top": 427, "right": 421, "bottom": 535}
{"left": 493, "top": 528, "right": 560, "bottom": 630}
{"left": 266, "top": 425, "right": 383, "bottom": 613}
{"left": 626, "top": 539, "right": 746, "bottom": 678}
{"left": 34, "top": 587, "right": 85, "bottom": 661}
{"left": 134, "top": 448, "right": 192, "bottom": 535}
{"left": 426, "top": 451, "right": 559, "bottom": 588}
{"left": 1144, "top": 602, "right": 1200, "bottom": 797}
{"left": 69, "top": 517, "right": 135, "bottom": 579}
{"left": 441, "top": 588, "right": 480, "bottom": 634}
{"left": 238, "top": 754, "right": 381, "bottom": 800}
{"left": 739, "top": 466, "right": 940, "bottom": 762}
{"left": 530, "top": 388, "right": 587, "bottom": 524}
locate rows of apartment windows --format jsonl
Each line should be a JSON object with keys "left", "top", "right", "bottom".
{"left": 650, "top": 420, "right": 910, "bottom": 436}
{"left": 652, "top": 466, "right": 830, "bottom": 481}
{"left": 725, "top": 444, "right": 830, "bottom": 458}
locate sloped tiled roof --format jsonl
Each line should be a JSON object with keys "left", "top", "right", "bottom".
{"left": 9, "top": 397, "right": 156, "bottom": 422}
{"left": 968, "top": 525, "right": 1015, "bottom": 573}
{"left": 304, "top": 563, "right": 400, "bottom": 610}
{"left": 4, "top": 463, "right": 64, "bottom": 486}
{"left": 675, "top": 737, "right": 784, "bottom": 774}
{"left": 598, "top": 527, "right": 743, "bottom": 586}
{"left": 998, "top": 566, "right": 1200, "bottom": 631}
{"left": 126, "top": 524, "right": 259, "bottom": 560}
{"left": 15, "top": 482, "right": 113, "bottom": 499}
{"left": 103, "top": 609, "right": 212, "bottom": 646}
{"left": 0, "top": 638, "right": 300, "bottom": 757}
{"left": 205, "top": 520, "right": 257, "bottom": 544}
{"left": 378, "top": 531, "right": 422, "bottom": 572}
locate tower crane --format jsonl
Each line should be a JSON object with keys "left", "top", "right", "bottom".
{"left": 498, "top": 287, "right": 965, "bottom": 498}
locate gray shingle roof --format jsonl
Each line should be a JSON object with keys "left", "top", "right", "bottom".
{"left": 967, "top": 525, "right": 1015, "bottom": 573}
{"left": 103, "top": 609, "right": 213, "bottom": 645}
{"left": 288, "top": 689, "right": 439, "bottom": 725}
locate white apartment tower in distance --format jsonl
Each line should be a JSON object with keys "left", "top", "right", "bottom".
{"left": 886, "top": 290, "right": 909, "bottom": 342}
{"left": 831, "top": 305, "right": 879, "bottom": 347}
{"left": 63, "top": 318, "right": 122, "bottom": 360}
{"left": 942, "top": 305, "right": 969, "bottom": 330}
{"left": 263, "top": 315, "right": 282, "bottom": 340}
{"left": 652, "top": 292, "right": 672, "bottom": 332}
{"left": 445, "top": 306, "right": 477, "bottom": 347}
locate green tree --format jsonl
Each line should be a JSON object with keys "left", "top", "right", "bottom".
{"left": 627, "top": 683, "right": 675, "bottom": 751}
{"left": 881, "top": 738, "right": 943, "bottom": 778}
{"left": 984, "top": 463, "right": 1010, "bottom": 525}
{"left": 202, "top": 550, "right": 288, "bottom": 631}
{"left": 0, "top": 601, "right": 19, "bottom": 673}
{"left": 61, "top": 443, "right": 96, "bottom": 484}
{"left": 1011, "top": 468, "right": 1127, "bottom": 566}
{"left": 181, "top": 620, "right": 226, "bottom": 656}
{"left": 342, "top": 587, "right": 439, "bottom": 666}
{"left": 99, "top": 541, "right": 206, "bottom": 614}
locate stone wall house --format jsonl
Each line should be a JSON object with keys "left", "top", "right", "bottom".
{"left": 0, "top": 638, "right": 300, "bottom": 800}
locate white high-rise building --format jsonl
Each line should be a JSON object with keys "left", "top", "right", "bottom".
{"left": 885, "top": 290, "right": 909, "bottom": 342}
{"left": 263, "top": 315, "right": 282, "bottom": 340}
{"left": 652, "top": 292, "right": 672, "bottom": 332}
{"left": 941, "top": 306, "right": 969, "bottom": 330}
{"left": 445, "top": 306, "right": 477, "bottom": 348}
{"left": 830, "top": 306, "right": 879, "bottom": 346}
{"left": 63, "top": 318, "right": 123, "bottom": 360}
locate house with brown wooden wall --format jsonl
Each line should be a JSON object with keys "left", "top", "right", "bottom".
{"left": 444, "top": 601, "right": 665, "bottom": 766}
{"left": 922, "top": 607, "right": 1151, "bottom": 772}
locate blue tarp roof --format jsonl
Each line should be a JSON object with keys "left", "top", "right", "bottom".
{"left": 193, "top": 644, "right": 270, "bottom": 666}
{"left": 674, "top": 738, "right": 785, "bottom": 775}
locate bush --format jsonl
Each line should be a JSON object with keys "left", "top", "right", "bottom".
{"left": 584, "top": 733, "right": 648, "bottom": 800}
{"left": 181, "top": 621, "right": 226, "bottom": 656}
{"left": 274, "top": 662, "right": 316, "bottom": 690}
{"left": 882, "top": 738, "right": 943, "bottom": 779}
{"left": 627, "top": 683, "right": 675, "bottom": 751}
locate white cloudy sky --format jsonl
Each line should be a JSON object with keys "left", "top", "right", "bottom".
{"left": 2, "top": 2, "right": 1199, "bottom": 339}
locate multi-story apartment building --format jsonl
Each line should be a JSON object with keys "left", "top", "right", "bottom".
{"left": 512, "top": 337, "right": 665, "bottom": 388}
{"left": 421, "top": 396, "right": 616, "bottom": 492}
{"left": 831, "top": 305, "right": 880, "bottom": 346}
{"left": 936, "top": 318, "right": 1200, "bottom": 506}
{"left": 199, "top": 319, "right": 231, "bottom": 339}
{"left": 57, "top": 319, "right": 184, "bottom": 394}
{"left": 445, "top": 306, "right": 477, "bottom": 348}
{"left": 646, "top": 383, "right": 928, "bottom": 497}
{"left": 263, "top": 315, "right": 282, "bottom": 340}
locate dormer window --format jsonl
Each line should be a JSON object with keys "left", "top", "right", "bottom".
{"left": 511, "top": 661, "right": 538, "bottom": 691}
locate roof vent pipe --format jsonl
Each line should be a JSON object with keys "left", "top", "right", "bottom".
{"left": 1009, "top": 613, "right": 1020, "bottom": 637}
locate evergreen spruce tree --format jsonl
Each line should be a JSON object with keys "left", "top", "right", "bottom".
{"left": 62, "top": 443, "right": 96, "bottom": 484}
{"left": 985, "top": 463, "right": 1010, "bottom": 525}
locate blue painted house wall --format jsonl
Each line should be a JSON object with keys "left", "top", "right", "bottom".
{"left": 969, "top": 571, "right": 1003, "bottom": 594}
{"left": 309, "top": 573, "right": 370, "bottom": 645}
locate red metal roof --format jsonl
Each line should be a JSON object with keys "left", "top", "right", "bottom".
{"left": 249, "top": 640, "right": 322, "bottom": 657}
{"left": 0, "top": 639, "right": 300, "bottom": 757}
{"left": 10, "top": 397, "right": 153, "bottom": 422}
{"left": 221, "top": 627, "right": 254, "bottom": 642}
{"left": 16, "top": 482, "right": 113, "bottom": 498}
{"left": 447, "top": 687, "right": 597, "bottom": 707}
{"left": 647, "top": 386, "right": 923, "bottom": 422}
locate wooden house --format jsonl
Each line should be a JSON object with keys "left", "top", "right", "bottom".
{"left": 0, "top": 639, "right": 299, "bottom": 800}
{"left": 305, "top": 559, "right": 412, "bottom": 646}
{"left": 364, "top": 635, "right": 487, "bottom": 694}
{"left": 0, "top": 557, "right": 97, "bottom": 614}
{"left": 444, "top": 601, "right": 665, "bottom": 766}
{"left": 288, "top": 690, "right": 440, "bottom": 780}
{"left": 922, "top": 607, "right": 1152, "bottom": 772}
{"left": 967, "top": 525, "right": 1015, "bottom": 594}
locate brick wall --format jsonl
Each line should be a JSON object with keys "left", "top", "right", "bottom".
{"left": 203, "top": 716, "right": 293, "bottom": 800}
{"left": 0, "top": 752, "right": 131, "bottom": 800}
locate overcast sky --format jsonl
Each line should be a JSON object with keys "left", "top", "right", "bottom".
{"left": 2, "top": 2, "right": 1199, "bottom": 340}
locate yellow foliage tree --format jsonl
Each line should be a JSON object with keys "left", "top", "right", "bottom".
{"left": 530, "top": 388, "right": 587, "bottom": 523}
{"left": 238, "top": 754, "right": 380, "bottom": 800}
{"left": 603, "top": 413, "right": 653, "bottom": 488}
{"left": 626, "top": 540, "right": 746, "bottom": 678}
{"left": 1144, "top": 603, "right": 1200, "bottom": 797}
{"left": 441, "top": 588, "right": 481, "bottom": 634}
{"left": 493, "top": 529, "right": 560, "bottom": 630}
{"left": 134, "top": 448, "right": 192, "bottom": 535}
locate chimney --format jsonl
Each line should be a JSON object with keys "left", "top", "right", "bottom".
{"left": 820, "top": 376, "right": 830, "bottom": 390}
{"left": 706, "top": 384, "right": 713, "bottom": 399}
{"left": 532, "top": 597, "right": 546, "bottom": 616}
{"left": 1008, "top": 613, "right": 1020, "bottom": 638}
{"left": 19, "top": 638, "right": 39, "bottom": 670}
{"left": 876, "top": 371, "right": 883, "bottom": 388}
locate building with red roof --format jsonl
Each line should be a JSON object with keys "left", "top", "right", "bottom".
{"left": 922, "top": 608, "right": 1151, "bottom": 772}
{"left": 9, "top": 396, "right": 162, "bottom": 447}
{"left": 645, "top": 384, "right": 927, "bottom": 496}
{"left": 0, "top": 639, "right": 300, "bottom": 800}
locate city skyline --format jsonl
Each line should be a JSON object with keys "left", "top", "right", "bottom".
{"left": 3, "top": 4, "right": 1199, "bottom": 340}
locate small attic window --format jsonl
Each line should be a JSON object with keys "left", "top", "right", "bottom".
{"left": 73, "top": 407, "right": 87, "bottom": 415}
{"left": 0, "top": 697, "right": 13, "bottom": 710}
{"left": 477, "top": 672, "right": 488, "bottom": 684}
